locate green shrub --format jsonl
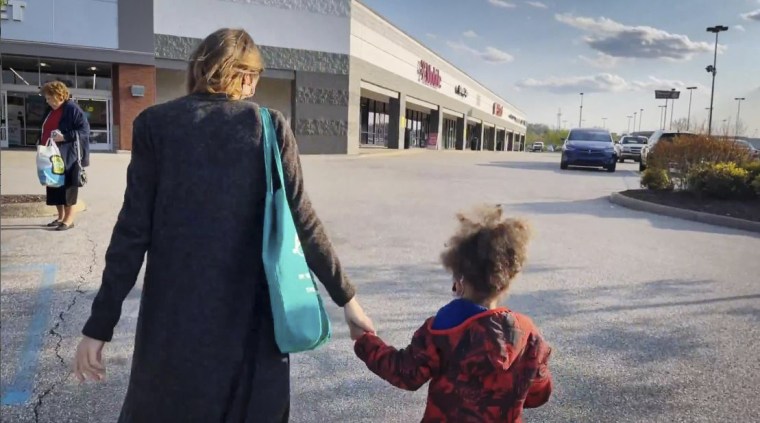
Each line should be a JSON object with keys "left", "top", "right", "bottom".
{"left": 741, "top": 160, "right": 760, "bottom": 181}
{"left": 687, "top": 162, "right": 752, "bottom": 199}
{"left": 752, "top": 175, "right": 760, "bottom": 196}
{"left": 648, "top": 135, "right": 751, "bottom": 189}
{"left": 641, "top": 168, "right": 673, "bottom": 190}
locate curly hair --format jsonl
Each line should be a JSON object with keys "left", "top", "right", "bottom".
{"left": 440, "top": 205, "right": 532, "bottom": 300}
{"left": 40, "top": 81, "right": 70, "bottom": 103}
{"left": 187, "top": 28, "right": 265, "bottom": 100}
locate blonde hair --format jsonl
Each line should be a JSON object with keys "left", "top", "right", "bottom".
{"left": 40, "top": 81, "right": 70, "bottom": 102}
{"left": 187, "top": 28, "right": 265, "bottom": 100}
{"left": 441, "top": 205, "right": 532, "bottom": 300}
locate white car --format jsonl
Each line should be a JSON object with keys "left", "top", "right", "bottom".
{"left": 639, "top": 130, "right": 695, "bottom": 172}
{"left": 531, "top": 142, "right": 544, "bottom": 152}
{"left": 616, "top": 135, "right": 648, "bottom": 163}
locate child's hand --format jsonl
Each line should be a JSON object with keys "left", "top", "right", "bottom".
{"left": 343, "top": 297, "right": 376, "bottom": 340}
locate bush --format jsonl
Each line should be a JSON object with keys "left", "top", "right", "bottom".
{"left": 752, "top": 175, "right": 760, "bottom": 196}
{"left": 647, "top": 135, "right": 751, "bottom": 189}
{"left": 741, "top": 160, "right": 760, "bottom": 181}
{"left": 687, "top": 162, "right": 752, "bottom": 199}
{"left": 641, "top": 168, "right": 673, "bottom": 190}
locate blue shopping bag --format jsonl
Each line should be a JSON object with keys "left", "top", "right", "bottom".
{"left": 260, "top": 108, "right": 331, "bottom": 353}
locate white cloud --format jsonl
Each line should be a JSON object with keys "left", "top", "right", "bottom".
{"left": 426, "top": 33, "right": 437, "bottom": 39}
{"left": 515, "top": 73, "right": 705, "bottom": 94}
{"left": 525, "top": 1, "right": 548, "bottom": 9}
{"left": 463, "top": 30, "right": 479, "bottom": 38}
{"left": 488, "top": 0, "right": 516, "bottom": 8}
{"left": 741, "top": 9, "right": 760, "bottom": 21}
{"left": 579, "top": 53, "right": 623, "bottom": 69}
{"left": 555, "top": 14, "right": 720, "bottom": 60}
{"left": 735, "top": 24, "right": 746, "bottom": 32}
{"left": 516, "top": 73, "right": 629, "bottom": 93}
{"left": 447, "top": 41, "right": 514, "bottom": 63}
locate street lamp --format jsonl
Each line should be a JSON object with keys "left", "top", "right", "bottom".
{"left": 669, "top": 88, "right": 677, "bottom": 130}
{"left": 639, "top": 108, "right": 644, "bottom": 131}
{"left": 627, "top": 115, "right": 633, "bottom": 133}
{"left": 633, "top": 111, "right": 637, "bottom": 132}
{"left": 579, "top": 93, "right": 584, "bottom": 127}
{"left": 735, "top": 97, "right": 746, "bottom": 137}
{"left": 659, "top": 105, "right": 667, "bottom": 129}
{"left": 602, "top": 117, "right": 607, "bottom": 129}
{"left": 706, "top": 25, "right": 729, "bottom": 136}
{"left": 686, "top": 87, "right": 698, "bottom": 131}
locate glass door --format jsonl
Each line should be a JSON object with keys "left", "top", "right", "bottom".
{"left": 73, "top": 96, "right": 112, "bottom": 150}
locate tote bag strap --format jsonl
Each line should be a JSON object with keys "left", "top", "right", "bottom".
{"left": 260, "top": 108, "right": 287, "bottom": 192}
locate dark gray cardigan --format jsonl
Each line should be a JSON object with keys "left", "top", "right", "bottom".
{"left": 82, "top": 93, "right": 355, "bottom": 422}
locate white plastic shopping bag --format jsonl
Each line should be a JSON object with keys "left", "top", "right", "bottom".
{"left": 36, "top": 138, "right": 65, "bottom": 187}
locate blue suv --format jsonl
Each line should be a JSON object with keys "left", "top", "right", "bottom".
{"left": 560, "top": 128, "right": 618, "bottom": 173}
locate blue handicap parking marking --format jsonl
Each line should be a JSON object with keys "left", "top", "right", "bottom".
{"left": 1, "top": 264, "right": 57, "bottom": 406}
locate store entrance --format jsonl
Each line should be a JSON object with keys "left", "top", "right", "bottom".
{"left": 0, "top": 86, "right": 112, "bottom": 150}
{"left": 404, "top": 108, "right": 431, "bottom": 149}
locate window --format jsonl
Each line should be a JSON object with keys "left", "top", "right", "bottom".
{"left": 360, "top": 97, "right": 389, "bottom": 146}
{"left": 1, "top": 55, "right": 112, "bottom": 90}
{"left": 443, "top": 118, "right": 457, "bottom": 150}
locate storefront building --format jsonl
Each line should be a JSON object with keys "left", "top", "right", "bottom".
{"left": 1, "top": 0, "right": 526, "bottom": 154}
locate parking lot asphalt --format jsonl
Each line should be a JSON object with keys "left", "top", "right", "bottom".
{"left": 2, "top": 149, "right": 759, "bottom": 422}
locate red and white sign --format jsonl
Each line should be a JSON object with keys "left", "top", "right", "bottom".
{"left": 493, "top": 103, "right": 504, "bottom": 117}
{"left": 417, "top": 60, "right": 442, "bottom": 88}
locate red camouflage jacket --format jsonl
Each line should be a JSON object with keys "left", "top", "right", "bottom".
{"left": 355, "top": 307, "right": 552, "bottom": 423}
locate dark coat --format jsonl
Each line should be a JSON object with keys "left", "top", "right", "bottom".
{"left": 82, "top": 93, "right": 355, "bottom": 422}
{"left": 42, "top": 99, "right": 91, "bottom": 170}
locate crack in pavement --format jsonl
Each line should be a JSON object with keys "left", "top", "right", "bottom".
{"left": 32, "top": 233, "right": 98, "bottom": 423}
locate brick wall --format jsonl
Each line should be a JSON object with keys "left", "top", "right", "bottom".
{"left": 113, "top": 64, "right": 156, "bottom": 151}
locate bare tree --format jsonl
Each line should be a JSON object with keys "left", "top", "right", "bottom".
{"left": 672, "top": 118, "right": 689, "bottom": 132}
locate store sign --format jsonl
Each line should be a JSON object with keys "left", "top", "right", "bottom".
{"left": 454, "top": 85, "right": 468, "bottom": 98}
{"left": 493, "top": 103, "right": 504, "bottom": 117}
{"left": 428, "top": 133, "right": 438, "bottom": 148}
{"left": 1, "top": 0, "right": 27, "bottom": 21}
{"left": 417, "top": 60, "right": 442, "bottom": 88}
{"left": 2, "top": 0, "right": 118, "bottom": 49}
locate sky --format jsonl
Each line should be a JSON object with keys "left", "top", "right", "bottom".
{"left": 361, "top": 0, "right": 760, "bottom": 137}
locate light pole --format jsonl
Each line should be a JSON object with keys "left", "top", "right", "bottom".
{"left": 735, "top": 97, "right": 745, "bottom": 137}
{"left": 686, "top": 87, "right": 697, "bottom": 131}
{"left": 578, "top": 93, "right": 584, "bottom": 127}
{"left": 659, "top": 105, "right": 666, "bottom": 129}
{"left": 639, "top": 109, "right": 644, "bottom": 131}
{"left": 627, "top": 115, "right": 633, "bottom": 133}
{"left": 602, "top": 117, "right": 607, "bottom": 129}
{"left": 669, "top": 88, "right": 677, "bottom": 130}
{"left": 706, "top": 25, "right": 729, "bottom": 136}
{"left": 633, "top": 111, "right": 637, "bottom": 132}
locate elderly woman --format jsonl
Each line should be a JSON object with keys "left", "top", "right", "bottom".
{"left": 74, "top": 28, "right": 375, "bottom": 422}
{"left": 40, "top": 81, "right": 90, "bottom": 230}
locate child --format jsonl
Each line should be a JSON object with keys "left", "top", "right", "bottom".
{"left": 354, "top": 205, "right": 553, "bottom": 423}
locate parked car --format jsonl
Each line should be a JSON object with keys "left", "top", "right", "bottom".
{"left": 531, "top": 141, "right": 544, "bottom": 152}
{"left": 616, "top": 135, "right": 648, "bottom": 163}
{"left": 547, "top": 145, "right": 555, "bottom": 152}
{"left": 560, "top": 128, "right": 618, "bottom": 172}
{"left": 639, "top": 130, "right": 695, "bottom": 172}
{"left": 732, "top": 139, "right": 760, "bottom": 160}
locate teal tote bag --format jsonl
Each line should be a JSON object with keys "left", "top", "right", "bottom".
{"left": 260, "top": 108, "right": 332, "bottom": 353}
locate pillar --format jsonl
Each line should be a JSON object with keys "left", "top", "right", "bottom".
{"left": 429, "top": 106, "right": 444, "bottom": 150}
{"left": 388, "top": 94, "right": 406, "bottom": 150}
{"left": 112, "top": 64, "right": 156, "bottom": 151}
{"left": 478, "top": 123, "right": 484, "bottom": 151}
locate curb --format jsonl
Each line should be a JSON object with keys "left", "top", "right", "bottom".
{"left": 1, "top": 200, "right": 88, "bottom": 219}
{"left": 609, "top": 192, "right": 760, "bottom": 234}
{"left": 355, "top": 149, "right": 429, "bottom": 159}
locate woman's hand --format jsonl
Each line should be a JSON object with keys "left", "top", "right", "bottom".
{"left": 52, "top": 131, "right": 64, "bottom": 142}
{"left": 73, "top": 336, "right": 106, "bottom": 383}
{"left": 343, "top": 297, "right": 375, "bottom": 340}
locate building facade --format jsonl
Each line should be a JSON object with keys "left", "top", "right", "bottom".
{"left": 1, "top": 0, "right": 526, "bottom": 153}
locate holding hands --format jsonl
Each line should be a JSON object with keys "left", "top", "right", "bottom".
{"left": 343, "top": 297, "right": 375, "bottom": 340}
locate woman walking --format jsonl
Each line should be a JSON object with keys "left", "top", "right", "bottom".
{"left": 74, "top": 28, "right": 374, "bottom": 422}
{"left": 39, "top": 81, "right": 90, "bottom": 230}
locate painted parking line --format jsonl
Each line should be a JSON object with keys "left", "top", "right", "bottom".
{"left": 1, "top": 264, "right": 57, "bottom": 406}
